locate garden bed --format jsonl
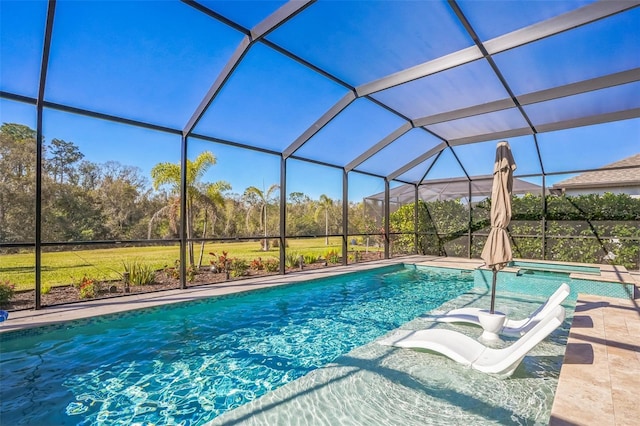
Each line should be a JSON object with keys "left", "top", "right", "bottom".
{"left": 0, "top": 259, "right": 354, "bottom": 311}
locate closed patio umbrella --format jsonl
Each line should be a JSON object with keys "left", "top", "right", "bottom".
{"left": 481, "top": 141, "right": 517, "bottom": 314}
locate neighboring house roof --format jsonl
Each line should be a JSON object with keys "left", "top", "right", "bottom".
{"left": 553, "top": 154, "right": 640, "bottom": 190}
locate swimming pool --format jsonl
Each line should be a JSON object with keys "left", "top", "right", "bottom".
{"left": 0, "top": 265, "right": 473, "bottom": 425}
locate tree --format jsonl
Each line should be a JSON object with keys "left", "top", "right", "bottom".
{"left": 0, "top": 123, "right": 37, "bottom": 242}
{"left": 244, "top": 184, "right": 279, "bottom": 251}
{"left": 46, "top": 138, "right": 84, "bottom": 184}
{"left": 217, "top": 194, "right": 243, "bottom": 238}
{"left": 42, "top": 182, "right": 107, "bottom": 241}
{"left": 77, "top": 160, "right": 101, "bottom": 191}
{"left": 150, "top": 151, "right": 230, "bottom": 265}
{"left": 97, "top": 161, "right": 150, "bottom": 239}
{"left": 315, "top": 194, "right": 334, "bottom": 245}
{"left": 287, "top": 192, "right": 316, "bottom": 236}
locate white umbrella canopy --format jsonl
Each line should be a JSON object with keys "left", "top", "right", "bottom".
{"left": 481, "top": 141, "right": 517, "bottom": 314}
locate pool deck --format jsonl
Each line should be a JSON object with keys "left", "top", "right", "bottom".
{"left": 548, "top": 293, "right": 640, "bottom": 426}
{"left": 2, "top": 256, "right": 638, "bottom": 425}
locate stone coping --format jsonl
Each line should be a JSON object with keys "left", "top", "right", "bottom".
{"left": 0, "top": 256, "right": 424, "bottom": 333}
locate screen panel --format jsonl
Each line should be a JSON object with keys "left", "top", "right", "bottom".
{"left": 372, "top": 59, "right": 509, "bottom": 119}
{"left": 493, "top": 8, "right": 640, "bottom": 95}
{"left": 0, "top": 0, "right": 47, "bottom": 97}
{"left": 46, "top": 1, "right": 244, "bottom": 128}
{"left": 355, "top": 128, "right": 442, "bottom": 178}
{"left": 295, "top": 99, "right": 406, "bottom": 167}
{"left": 195, "top": 44, "right": 346, "bottom": 152}
{"left": 267, "top": 0, "right": 472, "bottom": 86}
{"left": 41, "top": 108, "right": 180, "bottom": 243}
{"left": 537, "top": 118, "right": 640, "bottom": 174}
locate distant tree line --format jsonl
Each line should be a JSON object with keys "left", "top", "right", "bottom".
{"left": 5, "top": 123, "right": 636, "bottom": 268}
{"left": 0, "top": 123, "right": 377, "bottom": 251}
{"left": 1, "top": 123, "right": 166, "bottom": 242}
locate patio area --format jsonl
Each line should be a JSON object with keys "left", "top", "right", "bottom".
{"left": 550, "top": 293, "right": 640, "bottom": 426}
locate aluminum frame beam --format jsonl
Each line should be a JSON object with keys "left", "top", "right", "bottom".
{"left": 448, "top": 127, "right": 534, "bottom": 147}
{"left": 387, "top": 143, "right": 447, "bottom": 181}
{"left": 250, "top": 0, "right": 315, "bottom": 40}
{"left": 518, "top": 68, "right": 640, "bottom": 105}
{"left": 182, "top": 36, "right": 252, "bottom": 136}
{"left": 483, "top": 0, "right": 640, "bottom": 55}
{"left": 413, "top": 99, "right": 516, "bottom": 128}
{"left": 183, "top": 0, "right": 315, "bottom": 136}
{"left": 356, "top": 47, "right": 483, "bottom": 97}
{"left": 412, "top": 69, "right": 640, "bottom": 129}
{"left": 34, "top": 0, "right": 57, "bottom": 310}
{"left": 355, "top": 0, "right": 639, "bottom": 97}
{"left": 345, "top": 122, "right": 413, "bottom": 172}
{"left": 446, "top": 108, "right": 640, "bottom": 146}
{"left": 535, "top": 108, "right": 640, "bottom": 133}
{"left": 282, "top": 91, "right": 357, "bottom": 158}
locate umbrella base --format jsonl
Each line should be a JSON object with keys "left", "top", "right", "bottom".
{"left": 478, "top": 309, "right": 506, "bottom": 341}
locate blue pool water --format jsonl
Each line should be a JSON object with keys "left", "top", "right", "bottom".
{"left": 0, "top": 265, "right": 473, "bottom": 425}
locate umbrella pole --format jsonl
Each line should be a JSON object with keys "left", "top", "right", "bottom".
{"left": 490, "top": 268, "right": 497, "bottom": 314}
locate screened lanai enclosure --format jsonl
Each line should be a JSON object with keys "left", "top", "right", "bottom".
{"left": 1, "top": 0, "right": 639, "bottom": 310}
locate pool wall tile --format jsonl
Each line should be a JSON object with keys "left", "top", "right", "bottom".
{"left": 474, "top": 269, "right": 634, "bottom": 300}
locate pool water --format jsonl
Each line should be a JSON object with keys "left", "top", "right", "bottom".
{"left": 0, "top": 265, "right": 473, "bottom": 425}
{"left": 210, "top": 284, "right": 574, "bottom": 426}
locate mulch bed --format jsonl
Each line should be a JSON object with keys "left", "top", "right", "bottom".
{"left": 1, "top": 268, "right": 267, "bottom": 311}
{"left": 1, "top": 256, "right": 384, "bottom": 311}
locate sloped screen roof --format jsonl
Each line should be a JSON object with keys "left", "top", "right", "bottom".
{"left": 1, "top": 0, "right": 638, "bottom": 184}
{"left": 367, "top": 176, "right": 543, "bottom": 204}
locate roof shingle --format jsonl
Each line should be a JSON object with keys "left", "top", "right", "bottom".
{"left": 553, "top": 154, "right": 640, "bottom": 189}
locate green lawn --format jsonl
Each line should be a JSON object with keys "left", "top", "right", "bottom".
{"left": 1, "top": 237, "right": 381, "bottom": 290}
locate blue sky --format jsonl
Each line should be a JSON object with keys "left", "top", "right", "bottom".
{"left": 1, "top": 0, "right": 638, "bottom": 200}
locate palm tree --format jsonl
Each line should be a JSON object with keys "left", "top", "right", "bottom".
{"left": 195, "top": 180, "right": 231, "bottom": 266}
{"left": 149, "top": 151, "right": 230, "bottom": 265}
{"left": 244, "top": 183, "right": 279, "bottom": 251}
{"left": 315, "top": 194, "right": 333, "bottom": 245}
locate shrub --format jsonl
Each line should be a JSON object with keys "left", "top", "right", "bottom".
{"left": 285, "top": 251, "right": 301, "bottom": 268}
{"left": 348, "top": 251, "right": 361, "bottom": 263}
{"left": 162, "top": 260, "right": 196, "bottom": 282}
{"left": 0, "top": 280, "right": 16, "bottom": 304}
{"left": 229, "top": 258, "right": 249, "bottom": 277}
{"left": 209, "top": 251, "right": 230, "bottom": 273}
{"left": 303, "top": 253, "right": 319, "bottom": 264}
{"left": 264, "top": 258, "right": 279, "bottom": 272}
{"left": 163, "top": 260, "right": 180, "bottom": 280}
{"left": 186, "top": 264, "right": 197, "bottom": 282}
{"left": 123, "top": 260, "right": 156, "bottom": 286}
{"left": 324, "top": 249, "right": 341, "bottom": 264}
{"left": 250, "top": 258, "right": 264, "bottom": 271}
{"left": 78, "top": 276, "right": 96, "bottom": 299}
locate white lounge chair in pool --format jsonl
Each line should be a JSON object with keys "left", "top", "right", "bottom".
{"left": 422, "top": 283, "right": 570, "bottom": 336}
{"left": 379, "top": 305, "right": 565, "bottom": 378}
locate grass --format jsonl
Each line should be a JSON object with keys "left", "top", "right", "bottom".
{"left": 0, "top": 237, "right": 383, "bottom": 291}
